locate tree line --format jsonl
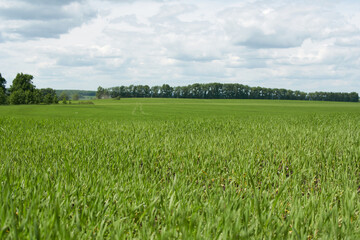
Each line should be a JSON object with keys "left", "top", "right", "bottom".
{"left": 0, "top": 73, "right": 77, "bottom": 105}
{"left": 0, "top": 73, "right": 59, "bottom": 105}
{"left": 97, "top": 83, "right": 359, "bottom": 102}
{"left": 1, "top": 73, "right": 358, "bottom": 105}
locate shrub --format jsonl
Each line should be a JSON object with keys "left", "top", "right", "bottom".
{"left": 9, "top": 89, "right": 26, "bottom": 105}
{"left": 0, "top": 90, "right": 7, "bottom": 105}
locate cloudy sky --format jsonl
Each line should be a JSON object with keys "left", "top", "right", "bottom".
{"left": 0, "top": 0, "right": 360, "bottom": 92}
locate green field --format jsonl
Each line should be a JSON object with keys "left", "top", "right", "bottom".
{"left": 1, "top": 99, "right": 360, "bottom": 239}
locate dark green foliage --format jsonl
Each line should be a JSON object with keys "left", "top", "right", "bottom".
{"left": 349, "top": 92, "right": 359, "bottom": 102}
{"left": 40, "top": 88, "right": 56, "bottom": 98}
{"left": 24, "top": 90, "right": 36, "bottom": 104}
{"left": 53, "top": 95, "right": 59, "bottom": 104}
{"left": 33, "top": 89, "right": 42, "bottom": 104}
{"left": 9, "top": 73, "right": 35, "bottom": 93}
{"left": 0, "top": 90, "right": 7, "bottom": 105}
{"left": 0, "top": 73, "right": 7, "bottom": 105}
{"left": 40, "top": 88, "right": 57, "bottom": 104}
{"left": 59, "top": 92, "right": 69, "bottom": 104}
{"left": 0, "top": 73, "right": 6, "bottom": 93}
{"left": 96, "top": 86, "right": 110, "bottom": 99}
{"left": 43, "top": 94, "right": 53, "bottom": 104}
{"left": 9, "top": 89, "right": 26, "bottom": 105}
{"left": 99, "top": 83, "right": 359, "bottom": 102}
{"left": 161, "top": 84, "right": 173, "bottom": 97}
{"left": 308, "top": 91, "right": 359, "bottom": 102}
{"left": 4, "top": 73, "right": 58, "bottom": 105}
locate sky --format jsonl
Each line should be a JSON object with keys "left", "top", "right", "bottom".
{"left": 0, "top": 0, "right": 360, "bottom": 93}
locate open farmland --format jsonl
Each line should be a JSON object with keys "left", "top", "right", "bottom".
{"left": 0, "top": 98, "right": 360, "bottom": 239}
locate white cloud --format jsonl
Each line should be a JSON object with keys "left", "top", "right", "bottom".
{"left": 0, "top": 0, "right": 359, "bottom": 93}
{"left": 0, "top": 0, "right": 96, "bottom": 40}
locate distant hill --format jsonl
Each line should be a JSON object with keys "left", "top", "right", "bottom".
{"left": 55, "top": 90, "right": 96, "bottom": 100}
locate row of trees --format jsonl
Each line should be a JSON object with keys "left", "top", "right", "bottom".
{"left": 97, "top": 83, "right": 359, "bottom": 102}
{"left": 2, "top": 74, "right": 358, "bottom": 104}
{"left": 0, "top": 73, "right": 88, "bottom": 105}
{"left": 0, "top": 73, "right": 59, "bottom": 105}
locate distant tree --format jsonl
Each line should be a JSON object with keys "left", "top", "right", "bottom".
{"left": 59, "top": 92, "right": 69, "bottom": 101}
{"left": 92, "top": 83, "right": 358, "bottom": 103}
{"left": 9, "top": 89, "right": 26, "bottom": 105}
{"left": 181, "top": 85, "right": 191, "bottom": 98}
{"left": 39, "top": 88, "right": 58, "bottom": 104}
{"left": 96, "top": 86, "right": 106, "bottom": 99}
{"left": 8, "top": 73, "right": 37, "bottom": 105}
{"left": 9, "top": 73, "right": 35, "bottom": 93}
{"left": 33, "top": 89, "right": 42, "bottom": 104}
{"left": 24, "top": 90, "right": 35, "bottom": 104}
{"left": 151, "top": 86, "right": 161, "bottom": 98}
{"left": 349, "top": 92, "right": 359, "bottom": 102}
{"left": 61, "top": 95, "right": 67, "bottom": 104}
{"left": 160, "top": 84, "right": 173, "bottom": 98}
{"left": 0, "top": 90, "right": 7, "bottom": 105}
{"left": 72, "top": 93, "right": 80, "bottom": 101}
{"left": 143, "top": 85, "right": 151, "bottom": 97}
{"left": 53, "top": 95, "right": 59, "bottom": 104}
{"left": 2, "top": 73, "right": 62, "bottom": 105}
{"left": 43, "top": 94, "right": 53, "bottom": 104}
{"left": 0, "top": 73, "right": 7, "bottom": 104}
{"left": 0, "top": 73, "right": 6, "bottom": 93}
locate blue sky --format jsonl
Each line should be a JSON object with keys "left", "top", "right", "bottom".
{"left": 0, "top": 0, "right": 360, "bottom": 93}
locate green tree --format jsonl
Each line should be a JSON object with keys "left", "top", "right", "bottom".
{"left": 72, "top": 93, "right": 80, "bottom": 101}
{"left": 43, "top": 94, "right": 53, "bottom": 104}
{"left": 96, "top": 86, "right": 105, "bottom": 99}
{"left": 0, "top": 73, "right": 6, "bottom": 93}
{"left": 349, "top": 92, "right": 359, "bottom": 102}
{"left": 9, "top": 89, "right": 26, "bottom": 105}
{"left": 33, "top": 89, "right": 42, "bottom": 104}
{"left": 39, "top": 88, "right": 58, "bottom": 104}
{"left": 160, "top": 84, "right": 173, "bottom": 98}
{"left": 24, "top": 90, "right": 35, "bottom": 104}
{"left": 9, "top": 73, "right": 37, "bottom": 105}
{"left": 151, "top": 86, "right": 161, "bottom": 98}
{"left": 0, "top": 90, "right": 7, "bottom": 105}
{"left": 9, "top": 73, "right": 35, "bottom": 93}
{"left": 53, "top": 95, "right": 59, "bottom": 104}
{"left": 59, "top": 92, "right": 69, "bottom": 101}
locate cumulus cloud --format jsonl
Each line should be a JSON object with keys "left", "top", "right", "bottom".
{"left": 0, "top": 6, "right": 73, "bottom": 21}
{"left": 218, "top": 3, "right": 355, "bottom": 49}
{"left": 0, "top": 0, "right": 359, "bottom": 93}
{"left": 17, "top": 0, "right": 83, "bottom": 5}
{"left": 111, "top": 14, "right": 148, "bottom": 27}
{"left": 0, "top": 0, "right": 96, "bottom": 41}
